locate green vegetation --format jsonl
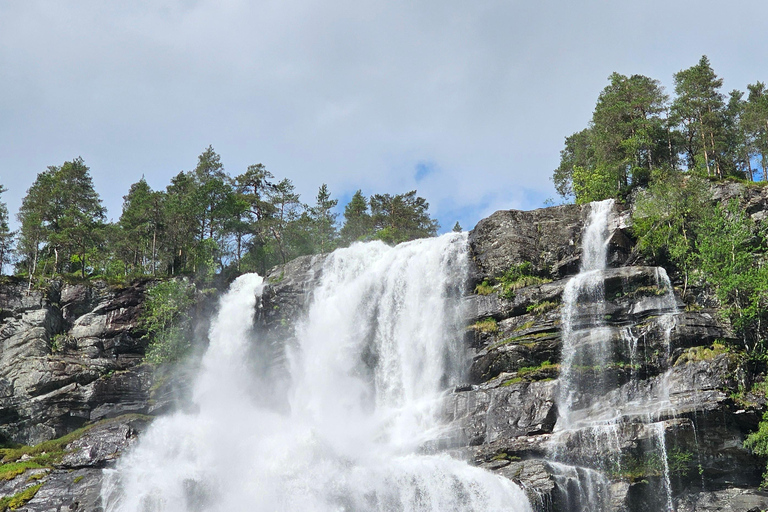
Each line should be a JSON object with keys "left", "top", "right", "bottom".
{"left": 609, "top": 449, "right": 693, "bottom": 482}
{"left": 0, "top": 461, "right": 44, "bottom": 481}
{"left": 674, "top": 341, "right": 738, "bottom": 366}
{"left": 469, "top": 318, "right": 499, "bottom": 334}
{"left": 490, "top": 452, "right": 521, "bottom": 462}
{"left": 501, "top": 360, "right": 558, "bottom": 385}
{"left": 499, "top": 262, "right": 551, "bottom": 299}
{"left": 553, "top": 56, "right": 768, "bottom": 204}
{"left": 1, "top": 146, "right": 442, "bottom": 283}
{"left": 140, "top": 280, "right": 196, "bottom": 364}
{"left": 526, "top": 300, "right": 558, "bottom": 315}
{"left": 474, "top": 280, "right": 495, "bottom": 295}
{"left": 745, "top": 414, "right": 768, "bottom": 488}
{"left": 472, "top": 261, "right": 552, "bottom": 298}
{"left": 0, "top": 483, "right": 43, "bottom": 511}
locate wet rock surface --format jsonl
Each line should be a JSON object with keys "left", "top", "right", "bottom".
{"left": 456, "top": 200, "right": 768, "bottom": 511}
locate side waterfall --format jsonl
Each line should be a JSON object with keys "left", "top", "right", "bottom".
{"left": 103, "top": 234, "right": 533, "bottom": 512}
{"left": 548, "top": 199, "right": 680, "bottom": 511}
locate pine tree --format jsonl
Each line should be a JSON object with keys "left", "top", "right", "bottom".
{"left": 309, "top": 184, "right": 338, "bottom": 253}
{"left": 670, "top": 56, "right": 726, "bottom": 177}
{"left": 0, "top": 185, "right": 14, "bottom": 274}
{"left": 744, "top": 82, "right": 768, "bottom": 180}
{"left": 340, "top": 190, "right": 371, "bottom": 244}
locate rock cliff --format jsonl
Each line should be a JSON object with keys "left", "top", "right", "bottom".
{"left": 2, "top": 182, "right": 768, "bottom": 511}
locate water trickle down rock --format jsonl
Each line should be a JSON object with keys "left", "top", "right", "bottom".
{"left": 546, "top": 199, "right": 684, "bottom": 511}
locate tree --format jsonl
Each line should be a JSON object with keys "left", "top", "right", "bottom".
{"left": 162, "top": 171, "right": 199, "bottom": 275}
{"left": 744, "top": 82, "right": 768, "bottom": 181}
{"left": 340, "top": 190, "right": 372, "bottom": 244}
{"left": 233, "top": 163, "right": 276, "bottom": 273}
{"left": 266, "top": 178, "right": 305, "bottom": 264}
{"left": 0, "top": 185, "right": 14, "bottom": 274}
{"left": 452, "top": 221, "right": 463, "bottom": 232}
{"left": 632, "top": 173, "right": 710, "bottom": 293}
{"left": 309, "top": 184, "right": 338, "bottom": 253}
{"left": 723, "top": 90, "right": 754, "bottom": 180}
{"left": 670, "top": 56, "right": 726, "bottom": 177}
{"left": 17, "top": 158, "right": 105, "bottom": 279}
{"left": 553, "top": 128, "right": 594, "bottom": 201}
{"left": 553, "top": 73, "right": 671, "bottom": 203}
{"left": 119, "top": 178, "right": 165, "bottom": 275}
{"left": 369, "top": 190, "right": 439, "bottom": 244}
{"left": 590, "top": 73, "right": 670, "bottom": 190}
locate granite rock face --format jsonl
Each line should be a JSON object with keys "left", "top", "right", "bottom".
{"left": 0, "top": 279, "right": 155, "bottom": 445}
{"left": 455, "top": 197, "right": 768, "bottom": 512}
{"left": 4, "top": 184, "right": 768, "bottom": 511}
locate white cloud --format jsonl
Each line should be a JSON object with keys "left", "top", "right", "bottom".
{"left": 1, "top": 0, "right": 767, "bottom": 230}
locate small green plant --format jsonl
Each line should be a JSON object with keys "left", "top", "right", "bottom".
{"left": 501, "top": 360, "right": 558, "bottom": 385}
{"left": 526, "top": 300, "right": 558, "bottom": 315}
{"left": 73, "top": 475, "right": 84, "bottom": 484}
{"left": 490, "top": 452, "right": 521, "bottom": 462}
{"left": 498, "top": 262, "right": 552, "bottom": 299}
{"left": 745, "top": 411, "right": 768, "bottom": 488}
{"left": 474, "top": 281, "right": 495, "bottom": 295}
{"left": 469, "top": 318, "right": 499, "bottom": 334}
{"left": 0, "top": 483, "right": 43, "bottom": 510}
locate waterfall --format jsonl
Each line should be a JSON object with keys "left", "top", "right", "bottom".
{"left": 103, "top": 234, "right": 532, "bottom": 512}
{"left": 549, "top": 199, "right": 680, "bottom": 511}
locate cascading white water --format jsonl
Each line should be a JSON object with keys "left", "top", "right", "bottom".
{"left": 103, "top": 234, "right": 532, "bottom": 512}
{"left": 556, "top": 198, "right": 615, "bottom": 430}
{"left": 550, "top": 199, "right": 681, "bottom": 511}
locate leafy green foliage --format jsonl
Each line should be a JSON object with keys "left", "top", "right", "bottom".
{"left": 370, "top": 191, "right": 439, "bottom": 244}
{"left": 16, "top": 158, "right": 105, "bottom": 279}
{"left": 553, "top": 55, "right": 767, "bottom": 203}
{"left": 8, "top": 146, "right": 439, "bottom": 281}
{"left": 141, "top": 280, "right": 195, "bottom": 364}
{"left": 745, "top": 412, "right": 768, "bottom": 488}
{"left": 632, "top": 173, "right": 710, "bottom": 288}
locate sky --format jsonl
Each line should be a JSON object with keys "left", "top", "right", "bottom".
{"left": 1, "top": 0, "right": 767, "bottom": 233}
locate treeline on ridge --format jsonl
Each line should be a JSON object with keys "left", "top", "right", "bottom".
{"left": 552, "top": 55, "right": 768, "bottom": 203}
{"left": 0, "top": 146, "right": 443, "bottom": 283}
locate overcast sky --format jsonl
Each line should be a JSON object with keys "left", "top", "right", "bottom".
{"left": 1, "top": 0, "right": 767, "bottom": 232}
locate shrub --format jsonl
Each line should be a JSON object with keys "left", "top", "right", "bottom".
{"left": 141, "top": 280, "right": 196, "bottom": 365}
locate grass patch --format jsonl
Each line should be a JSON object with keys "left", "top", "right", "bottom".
{"left": 0, "top": 461, "right": 44, "bottom": 481}
{"left": 501, "top": 360, "right": 559, "bottom": 386}
{"left": 608, "top": 449, "right": 693, "bottom": 482}
{"left": 0, "top": 483, "right": 43, "bottom": 510}
{"left": 498, "top": 262, "right": 552, "bottom": 299}
{"left": 73, "top": 475, "right": 84, "bottom": 484}
{"left": 513, "top": 320, "right": 536, "bottom": 332}
{"left": 469, "top": 318, "right": 499, "bottom": 334}
{"left": 487, "top": 331, "right": 552, "bottom": 351}
{"left": 474, "top": 281, "right": 495, "bottom": 295}
{"left": 526, "top": 300, "right": 558, "bottom": 315}
{"left": 674, "top": 341, "right": 735, "bottom": 366}
{"left": 0, "top": 414, "right": 152, "bottom": 483}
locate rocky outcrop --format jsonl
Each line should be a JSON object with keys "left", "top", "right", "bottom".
{"left": 0, "top": 414, "right": 150, "bottom": 512}
{"left": 0, "top": 278, "right": 155, "bottom": 445}
{"left": 456, "top": 200, "right": 768, "bottom": 511}
{"left": 468, "top": 203, "right": 632, "bottom": 283}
